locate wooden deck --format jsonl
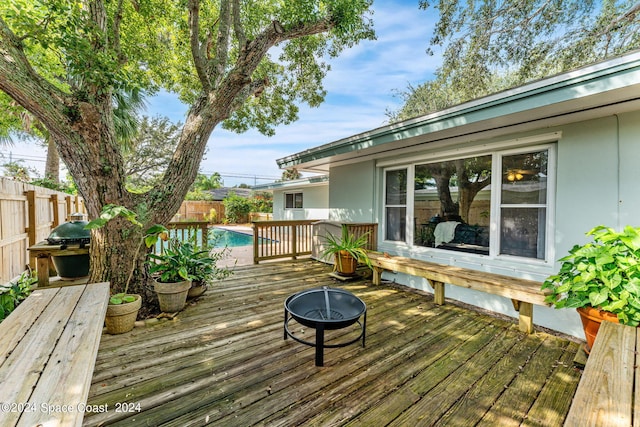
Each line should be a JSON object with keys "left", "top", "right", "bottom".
{"left": 84, "top": 260, "right": 582, "bottom": 426}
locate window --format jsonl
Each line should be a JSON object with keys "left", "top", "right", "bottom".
{"left": 414, "top": 155, "right": 491, "bottom": 254}
{"left": 383, "top": 145, "right": 552, "bottom": 261}
{"left": 499, "top": 150, "right": 548, "bottom": 259}
{"left": 285, "top": 192, "right": 303, "bottom": 209}
{"left": 384, "top": 169, "right": 407, "bottom": 241}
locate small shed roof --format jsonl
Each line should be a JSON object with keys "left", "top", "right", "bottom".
{"left": 208, "top": 187, "right": 252, "bottom": 200}
{"left": 251, "top": 175, "right": 329, "bottom": 192}
{"left": 277, "top": 51, "right": 640, "bottom": 173}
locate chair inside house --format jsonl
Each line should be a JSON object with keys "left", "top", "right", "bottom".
{"left": 434, "top": 221, "right": 489, "bottom": 255}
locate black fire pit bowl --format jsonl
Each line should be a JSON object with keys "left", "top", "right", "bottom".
{"left": 284, "top": 286, "right": 366, "bottom": 366}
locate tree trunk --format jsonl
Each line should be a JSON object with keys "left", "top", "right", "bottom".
{"left": 89, "top": 217, "right": 158, "bottom": 314}
{"left": 433, "top": 174, "right": 458, "bottom": 217}
{"left": 44, "top": 136, "right": 60, "bottom": 183}
{"left": 455, "top": 159, "right": 491, "bottom": 223}
{"left": 74, "top": 98, "right": 221, "bottom": 314}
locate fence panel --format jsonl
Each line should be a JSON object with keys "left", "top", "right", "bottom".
{"left": 0, "top": 177, "right": 83, "bottom": 284}
{"left": 172, "top": 201, "right": 225, "bottom": 222}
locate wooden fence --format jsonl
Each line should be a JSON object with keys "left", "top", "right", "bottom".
{"left": 172, "top": 201, "right": 225, "bottom": 222}
{"left": 0, "top": 177, "right": 85, "bottom": 284}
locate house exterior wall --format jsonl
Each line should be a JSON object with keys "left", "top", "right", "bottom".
{"left": 327, "top": 160, "right": 376, "bottom": 222}
{"left": 327, "top": 111, "right": 640, "bottom": 338}
{"left": 271, "top": 185, "right": 329, "bottom": 220}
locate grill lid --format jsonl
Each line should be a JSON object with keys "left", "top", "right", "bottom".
{"left": 47, "top": 213, "right": 90, "bottom": 246}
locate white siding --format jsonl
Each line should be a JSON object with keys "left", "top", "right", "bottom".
{"left": 327, "top": 111, "right": 640, "bottom": 338}
{"left": 271, "top": 184, "right": 329, "bottom": 220}
{"left": 328, "top": 160, "right": 376, "bottom": 222}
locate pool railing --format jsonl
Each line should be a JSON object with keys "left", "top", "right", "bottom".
{"left": 251, "top": 220, "right": 378, "bottom": 264}
{"left": 154, "top": 221, "right": 210, "bottom": 253}
{"left": 252, "top": 220, "right": 316, "bottom": 263}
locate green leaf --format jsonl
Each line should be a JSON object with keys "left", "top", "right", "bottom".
{"left": 122, "top": 295, "right": 136, "bottom": 303}
{"left": 589, "top": 289, "right": 608, "bottom": 307}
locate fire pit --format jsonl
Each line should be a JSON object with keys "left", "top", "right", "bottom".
{"left": 284, "top": 286, "right": 366, "bottom": 366}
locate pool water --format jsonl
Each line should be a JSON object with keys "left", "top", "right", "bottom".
{"left": 210, "top": 228, "right": 255, "bottom": 248}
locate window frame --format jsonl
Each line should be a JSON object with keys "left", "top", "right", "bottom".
{"left": 284, "top": 192, "right": 303, "bottom": 209}
{"left": 382, "top": 167, "right": 410, "bottom": 244}
{"left": 381, "top": 141, "right": 556, "bottom": 264}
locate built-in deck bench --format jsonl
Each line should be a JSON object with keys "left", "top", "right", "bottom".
{"left": 0, "top": 282, "right": 109, "bottom": 426}
{"left": 565, "top": 320, "right": 638, "bottom": 426}
{"left": 367, "top": 252, "right": 549, "bottom": 333}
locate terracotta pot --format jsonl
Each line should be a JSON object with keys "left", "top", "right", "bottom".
{"left": 154, "top": 279, "right": 191, "bottom": 312}
{"left": 335, "top": 251, "right": 357, "bottom": 276}
{"left": 577, "top": 306, "right": 619, "bottom": 354}
{"left": 105, "top": 295, "right": 141, "bottom": 335}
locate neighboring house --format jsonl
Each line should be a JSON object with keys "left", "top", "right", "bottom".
{"left": 253, "top": 175, "right": 329, "bottom": 220}
{"left": 268, "top": 51, "right": 640, "bottom": 338}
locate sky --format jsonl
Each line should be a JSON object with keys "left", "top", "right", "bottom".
{"left": 1, "top": 0, "right": 440, "bottom": 187}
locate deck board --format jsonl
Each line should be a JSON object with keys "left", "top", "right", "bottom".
{"left": 84, "top": 260, "right": 582, "bottom": 426}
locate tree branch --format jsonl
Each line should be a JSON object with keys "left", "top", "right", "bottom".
{"left": 188, "top": 0, "right": 211, "bottom": 90}
{"left": 112, "top": 0, "right": 126, "bottom": 64}
{"left": 601, "top": 2, "right": 640, "bottom": 36}
{"left": 0, "top": 18, "right": 71, "bottom": 139}
{"left": 231, "top": 0, "right": 246, "bottom": 48}
{"left": 209, "top": 0, "right": 232, "bottom": 86}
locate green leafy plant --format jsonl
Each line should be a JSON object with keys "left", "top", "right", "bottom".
{"left": 86, "top": 204, "right": 168, "bottom": 304}
{"left": 0, "top": 270, "right": 37, "bottom": 323}
{"left": 147, "top": 239, "right": 210, "bottom": 283}
{"left": 542, "top": 225, "right": 640, "bottom": 326}
{"left": 223, "top": 192, "right": 252, "bottom": 223}
{"left": 321, "top": 225, "right": 372, "bottom": 271}
{"left": 185, "top": 231, "right": 234, "bottom": 285}
{"left": 109, "top": 293, "right": 138, "bottom": 305}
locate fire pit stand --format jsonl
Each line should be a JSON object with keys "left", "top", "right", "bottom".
{"left": 284, "top": 286, "right": 366, "bottom": 366}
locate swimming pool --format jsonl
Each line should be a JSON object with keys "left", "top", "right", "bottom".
{"left": 210, "top": 227, "right": 256, "bottom": 248}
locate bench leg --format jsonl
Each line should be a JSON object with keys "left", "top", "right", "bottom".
{"left": 517, "top": 302, "right": 534, "bottom": 334}
{"left": 372, "top": 267, "right": 384, "bottom": 285}
{"left": 36, "top": 256, "right": 50, "bottom": 287}
{"left": 429, "top": 280, "right": 445, "bottom": 305}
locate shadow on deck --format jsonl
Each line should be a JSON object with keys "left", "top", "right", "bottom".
{"left": 84, "top": 260, "right": 582, "bottom": 426}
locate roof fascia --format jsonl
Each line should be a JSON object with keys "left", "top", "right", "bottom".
{"left": 277, "top": 52, "right": 640, "bottom": 171}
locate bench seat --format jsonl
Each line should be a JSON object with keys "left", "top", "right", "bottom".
{"left": 368, "top": 251, "right": 549, "bottom": 333}
{"left": 0, "top": 282, "right": 109, "bottom": 427}
{"left": 565, "top": 320, "right": 638, "bottom": 426}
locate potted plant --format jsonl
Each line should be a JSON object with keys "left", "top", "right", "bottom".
{"left": 147, "top": 239, "right": 211, "bottom": 312}
{"left": 542, "top": 225, "right": 640, "bottom": 352}
{"left": 321, "top": 225, "right": 372, "bottom": 276}
{"left": 86, "top": 205, "right": 167, "bottom": 334}
{"left": 186, "top": 232, "right": 234, "bottom": 298}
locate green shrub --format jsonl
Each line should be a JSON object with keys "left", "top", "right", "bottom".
{"left": 223, "top": 192, "right": 252, "bottom": 223}
{"left": 0, "top": 271, "right": 37, "bottom": 323}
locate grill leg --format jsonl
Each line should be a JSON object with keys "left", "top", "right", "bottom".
{"left": 284, "top": 308, "right": 289, "bottom": 340}
{"left": 315, "top": 323, "right": 325, "bottom": 367}
{"left": 362, "top": 311, "right": 367, "bottom": 347}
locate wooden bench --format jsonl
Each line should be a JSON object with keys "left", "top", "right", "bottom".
{"left": 0, "top": 282, "right": 109, "bottom": 426}
{"left": 367, "top": 252, "right": 549, "bottom": 333}
{"left": 565, "top": 320, "right": 638, "bottom": 426}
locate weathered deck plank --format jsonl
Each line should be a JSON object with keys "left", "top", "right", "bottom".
{"left": 84, "top": 260, "right": 581, "bottom": 426}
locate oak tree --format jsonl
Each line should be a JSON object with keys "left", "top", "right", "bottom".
{"left": 0, "top": 0, "right": 374, "bottom": 308}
